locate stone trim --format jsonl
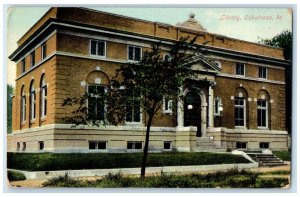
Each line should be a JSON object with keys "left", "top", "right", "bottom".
{"left": 217, "top": 73, "right": 285, "bottom": 85}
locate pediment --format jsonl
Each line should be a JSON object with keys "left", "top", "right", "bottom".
{"left": 186, "top": 54, "right": 221, "bottom": 74}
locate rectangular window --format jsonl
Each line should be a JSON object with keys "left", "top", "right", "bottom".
{"left": 259, "top": 67, "right": 267, "bottom": 79}
{"left": 259, "top": 142, "right": 270, "bottom": 149}
{"left": 41, "top": 42, "right": 47, "bottom": 60}
{"left": 30, "top": 51, "right": 35, "bottom": 67}
{"left": 234, "top": 98, "right": 246, "bottom": 126}
{"left": 257, "top": 100, "right": 268, "bottom": 128}
{"left": 214, "top": 98, "right": 222, "bottom": 116}
{"left": 163, "top": 141, "right": 172, "bottom": 150}
{"left": 17, "top": 142, "right": 20, "bottom": 151}
{"left": 89, "top": 141, "right": 107, "bottom": 150}
{"left": 21, "top": 59, "right": 26, "bottom": 73}
{"left": 127, "top": 142, "right": 142, "bottom": 150}
{"left": 163, "top": 98, "right": 173, "bottom": 113}
{"left": 90, "top": 40, "right": 106, "bottom": 57}
{"left": 125, "top": 91, "right": 141, "bottom": 123}
{"left": 236, "top": 142, "right": 247, "bottom": 149}
{"left": 236, "top": 63, "right": 245, "bottom": 76}
{"left": 87, "top": 85, "right": 105, "bottom": 121}
{"left": 22, "top": 142, "right": 26, "bottom": 151}
{"left": 39, "top": 141, "right": 44, "bottom": 150}
{"left": 128, "top": 46, "right": 142, "bottom": 61}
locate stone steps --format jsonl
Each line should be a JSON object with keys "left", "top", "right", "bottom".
{"left": 247, "top": 152, "right": 286, "bottom": 167}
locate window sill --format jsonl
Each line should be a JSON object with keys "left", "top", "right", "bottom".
{"left": 30, "top": 119, "right": 36, "bottom": 124}
{"left": 90, "top": 54, "right": 106, "bottom": 59}
{"left": 234, "top": 126, "right": 247, "bottom": 130}
{"left": 257, "top": 127, "right": 269, "bottom": 130}
{"left": 21, "top": 121, "right": 26, "bottom": 126}
{"left": 41, "top": 116, "right": 47, "bottom": 122}
{"left": 235, "top": 74, "right": 245, "bottom": 77}
{"left": 162, "top": 111, "right": 173, "bottom": 115}
{"left": 125, "top": 122, "right": 143, "bottom": 126}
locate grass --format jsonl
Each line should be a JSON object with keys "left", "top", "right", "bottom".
{"left": 42, "top": 169, "right": 289, "bottom": 188}
{"left": 273, "top": 151, "right": 291, "bottom": 161}
{"left": 7, "top": 152, "right": 250, "bottom": 171}
{"left": 7, "top": 170, "right": 26, "bottom": 181}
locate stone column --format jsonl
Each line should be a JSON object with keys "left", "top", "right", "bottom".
{"left": 208, "top": 82, "right": 214, "bottom": 128}
{"left": 177, "top": 98, "right": 184, "bottom": 127}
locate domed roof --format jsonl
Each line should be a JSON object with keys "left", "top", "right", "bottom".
{"left": 176, "top": 13, "right": 206, "bottom": 31}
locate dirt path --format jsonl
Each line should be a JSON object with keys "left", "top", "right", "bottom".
{"left": 7, "top": 164, "right": 291, "bottom": 188}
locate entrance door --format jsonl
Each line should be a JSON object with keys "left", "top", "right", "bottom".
{"left": 184, "top": 91, "right": 202, "bottom": 136}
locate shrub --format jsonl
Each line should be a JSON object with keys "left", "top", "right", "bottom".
{"left": 273, "top": 151, "right": 291, "bottom": 161}
{"left": 7, "top": 170, "right": 26, "bottom": 181}
{"left": 42, "top": 173, "right": 83, "bottom": 187}
{"left": 7, "top": 152, "right": 249, "bottom": 171}
{"left": 256, "top": 178, "right": 289, "bottom": 188}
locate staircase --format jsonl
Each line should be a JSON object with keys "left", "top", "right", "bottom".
{"left": 193, "top": 137, "right": 226, "bottom": 152}
{"left": 247, "top": 152, "right": 286, "bottom": 167}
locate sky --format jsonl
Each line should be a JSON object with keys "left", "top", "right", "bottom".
{"left": 6, "top": 6, "right": 293, "bottom": 86}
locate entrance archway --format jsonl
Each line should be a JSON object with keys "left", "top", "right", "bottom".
{"left": 184, "top": 91, "right": 202, "bottom": 137}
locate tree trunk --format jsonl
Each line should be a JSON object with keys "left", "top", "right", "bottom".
{"left": 141, "top": 113, "right": 154, "bottom": 178}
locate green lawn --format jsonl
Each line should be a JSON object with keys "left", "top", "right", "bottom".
{"left": 7, "top": 152, "right": 250, "bottom": 171}
{"left": 42, "top": 169, "right": 289, "bottom": 188}
{"left": 273, "top": 151, "right": 291, "bottom": 161}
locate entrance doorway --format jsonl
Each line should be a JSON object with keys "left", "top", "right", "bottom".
{"left": 184, "top": 91, "right": 202, "bottom": 137}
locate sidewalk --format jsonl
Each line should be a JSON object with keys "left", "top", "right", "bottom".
{"left": 7, "top": 163, "right": 290, "bottom": 188}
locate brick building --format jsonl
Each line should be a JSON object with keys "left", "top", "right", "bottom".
{"left": 8, "top": 7, "right": 290, "bottom": 153}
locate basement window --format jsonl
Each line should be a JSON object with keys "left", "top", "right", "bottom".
{"left": 236, "top": 142, "right": 247, "bottom": 150}
{"left": 163, "top": 141, "right": 172, "bottom": 150}
{"left": 22, "top": 142, "right": 26, "bottom": 151}
{"left": 39, "top": 141, "right": 44, "bottom": 150}
{"left": 127, "top": 142, "right": 142, "bottom": 150}
{"left": 259, "top": 142, "right": 270, "bottom": 149}
{"left": 17, "top": 142, "right": 20, "bottom": 151}
{"left": 89, "top": 141, "right": 107, "bottom": 150}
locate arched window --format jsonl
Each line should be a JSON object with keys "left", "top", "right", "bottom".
{"left": 21, "top": 85, "right": 26, "bottom": 122}
{"left": 40, "top": 75, "right": 47, "bottom": 117}
{"left": 30, "top": 80, "right": 36, "bottom": 120}
{"left": 257, "top": 90, "right": 270, "bottom": 128}
{"left": 234, "top": 88, "right": 248, "bottom": 127}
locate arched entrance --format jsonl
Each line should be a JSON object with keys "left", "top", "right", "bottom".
{"left": 184, "top": 91, "right": 202, "bottom": 137}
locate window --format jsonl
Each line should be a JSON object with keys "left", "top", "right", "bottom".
{"left": 41, "top": 42, "right": 47, "bottom": 60}
{"left": 87, "top": 84, "right": 105, "bottom": 121}
{"left": 39, "top": 141, "right": 44, "bottom": 150}
{"left": 236, "top": 142, "right": 247, "bottom": 149}
{"left": 22, "top": 142, "right": 26, "bottom": 151}
{"left": 41, "top": 77, "right": 47, "bottom": 117}
{"left": 128, "top": 46, "right": 142, "bottom": 61}
{"left": 126, "top": 92, "right": 141, "bottom": 123}
{"left": 30, "top": 51, "right": 35, "bottom": 67}
{"left": 257, "top": 100, "right": 268, "bottom": 128}
{"left": 259, "top": 67, "right": 267, "bottom": 79}
{"left": 21, "top": 89, "right": 26, "bottom": 122}
{"left": 234, "top": 98, "right": 246, "bottom": 126}
{"left": 164, "top": 141, "right": 172, "bottom": 150}
{"left": 21, "top": 59, "right": 26, "bottom": 73}
{"left": 236, "top": 63, "right": 245, "bottom": 76}
{"left": 90, "top": 40, "right": 106, "bottom": 57}
{"left": 30, "top": 83, "right": 36, "bottom": 120}
{"left": 17, "top": 142, "right": 20, "bottom": 151}
{"left": 163, "top": 97, "right": 173, "bottom": 114}
{"left": 89, "top": 141, "right": 107, "bottom": 150}
{"left": 259, "top": 142, "right": 270, "bottom": 149}
{"left": 214, "top": 97, "right": 222, "bottom": 116}
{"left": 127, "top": 142, "right": 142, "bottom": 150}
